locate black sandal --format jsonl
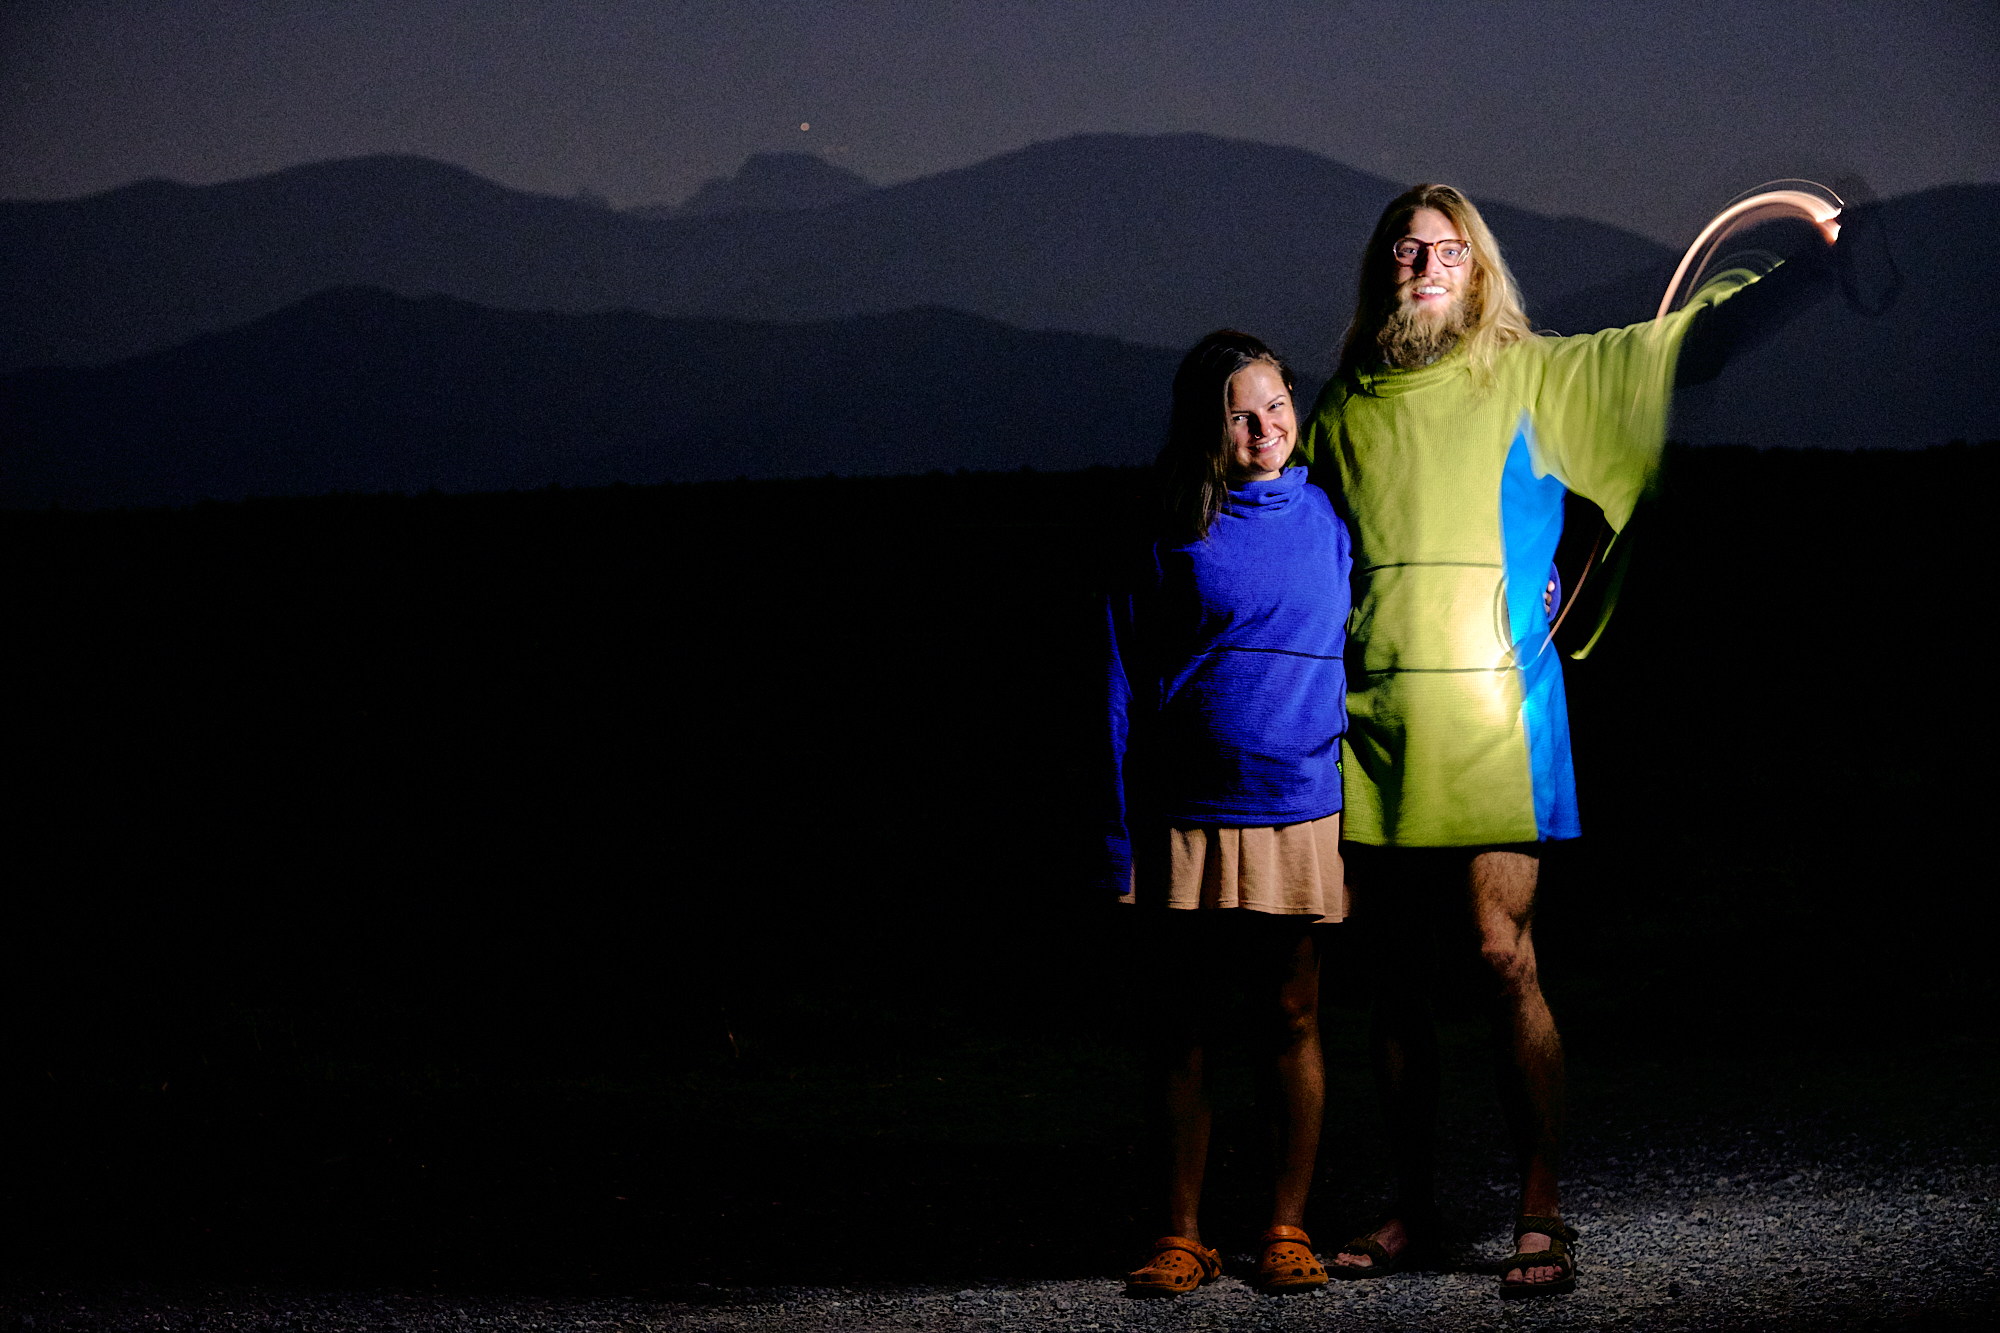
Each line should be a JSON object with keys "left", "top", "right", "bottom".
{"left": 1331, "top": 1205, "right": 1441, "bottom": 1279}
{"left": 1497, "top": 1214, "right": 1578, "bottom": 1299}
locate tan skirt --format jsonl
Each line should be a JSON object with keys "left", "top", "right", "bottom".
{"left": 1122, "top": 812, "right": 1346, "bottom": 922}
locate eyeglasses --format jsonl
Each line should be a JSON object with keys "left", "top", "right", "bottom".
{"left": 1390, "top": 237, "right": 1472, "bottom": 267}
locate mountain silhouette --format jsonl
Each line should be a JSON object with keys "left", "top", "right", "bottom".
{"left": 631, "top": 152, "right": 875, "bottom": 220}
{"left": 0, "top": 133, "right": 1670, "bottom": 374}
{"left": 1659, "top": 184, "right": 1994, "bottom": 451}
{"left": 4, "top": 137, "right": 1986, "bottom": 495}
{"left": 1531, "top": 184, "right": 1994, "bottom": 449}
{"left": 1, "top": 289, "right": 1184, "bottom": 509}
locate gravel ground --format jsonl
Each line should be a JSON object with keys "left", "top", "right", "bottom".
{"left": 11, "top": 1141, "right": 1996, "bottom": 1332}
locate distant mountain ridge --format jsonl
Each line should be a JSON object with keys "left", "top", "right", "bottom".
{"left": 0, "top": 133, "right": 1672, "bottom": 374}
{"left": 629, "top": 152, "right": 875, "bottom": 220}
{"left": 0, "top": 289, "right": 1183, "bottom": 509}
{"left": 2, "top": 136, "right": 1989, "bottom": 504}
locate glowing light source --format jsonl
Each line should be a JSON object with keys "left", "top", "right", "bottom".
{"left": 1656, "top": 180, "right": 1843, "bottom": 320}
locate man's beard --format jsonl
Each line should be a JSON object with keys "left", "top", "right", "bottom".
{"left": 1377, "top": 290, "right": 1474, "bottom": 369}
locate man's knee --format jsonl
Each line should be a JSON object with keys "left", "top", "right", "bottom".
{"left": 1469, "top": 847, "right": 1542, "bottom": 996}
{"left": 1476, "top": 927, "right": 1542, "bottom": 999}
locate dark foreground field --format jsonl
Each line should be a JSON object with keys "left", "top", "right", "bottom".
{"left": 5, "top": 445, "right": 1997, "bottom": 1329}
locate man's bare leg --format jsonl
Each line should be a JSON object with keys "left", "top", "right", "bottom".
{"left": 1470, "top": 848, "right": 1566, "bottom": 1286}
{"left": 1334, "top": 858, "right": 1439, "bottom": 1271}
{"left": 1330, "top": 998, "right": 1441, "bottom": 1269}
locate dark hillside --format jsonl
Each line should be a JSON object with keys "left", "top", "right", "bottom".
{"left": 1554, "top": 442, "right": 1997, "bottom": 1042}
{"left": 1, "top": 291, "right": 1183, "bottom": 508}
{"left": 5, "top": 446, "right": 1994, "bottom": 1293}
{"left": 1537, "top": 184, "right": 2000, "bottom": 450}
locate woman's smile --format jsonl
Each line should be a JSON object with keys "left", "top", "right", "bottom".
{"left": 1226, "top": 361, "right": 1295, "bottom": 482}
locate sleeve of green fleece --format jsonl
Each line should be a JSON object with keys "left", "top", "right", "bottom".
{"left": 1531, "top": 267, "right": 1761, "bottom": 532}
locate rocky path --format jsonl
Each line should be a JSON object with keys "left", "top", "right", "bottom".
{"left": 12, "top": 1035, "right": 2000, "bottom": 1332}
{"left": 13, "top": 1139, "right": 1996, "bottom": 1332}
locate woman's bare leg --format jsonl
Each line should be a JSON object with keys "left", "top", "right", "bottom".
{"left": 1162, "top": 1036, "right": 1212, "bottom": 1242}
{"left": 1264, "top": 923, "right": 1325, "bottom": 1228}
{"left": 1142, "top": 911, "right": 1215, "bottom": 1245}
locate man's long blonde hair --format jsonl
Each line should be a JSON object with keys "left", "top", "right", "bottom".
{"left": 1336, "top": 183, "right": 1536, "bottom": 390}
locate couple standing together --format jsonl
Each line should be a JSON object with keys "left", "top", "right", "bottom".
{"left": 1104, "top": 182, "right": 1828, "bottom": 1300}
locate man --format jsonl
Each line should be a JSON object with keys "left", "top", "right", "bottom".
{"left": 1298, "top": 182, "right": 1843, "bottom": 1298}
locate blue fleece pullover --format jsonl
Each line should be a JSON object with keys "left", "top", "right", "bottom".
{"left": 1103, "top": 466, "right": 1352, "bottom": 893}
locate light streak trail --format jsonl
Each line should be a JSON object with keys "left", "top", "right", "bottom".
{"left": 1656, "top": 180, "right": 1843, "bottom": 319}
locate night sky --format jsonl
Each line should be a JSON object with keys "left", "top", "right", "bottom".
{"left": 3, "top": 0, "right": 1995, "bottom": 245}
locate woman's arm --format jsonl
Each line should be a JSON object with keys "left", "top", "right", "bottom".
{"left": 1103, "top": 588, "right": 1137, "bottom": 898}
{"left": 1101, "top": 535, "right": 1162, "bottom": 900}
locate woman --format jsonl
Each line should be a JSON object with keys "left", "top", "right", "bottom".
{"left": 1104, "top": 329, "right": 1352, "bottom": 1296}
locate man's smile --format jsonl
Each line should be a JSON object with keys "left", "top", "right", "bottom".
{"left": 1402, "top": 278, "right": 1458, "bottom": 318}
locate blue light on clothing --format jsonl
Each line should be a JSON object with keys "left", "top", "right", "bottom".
{"left": 1498, "top": 416, "right": 1581, "bottom": 841}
